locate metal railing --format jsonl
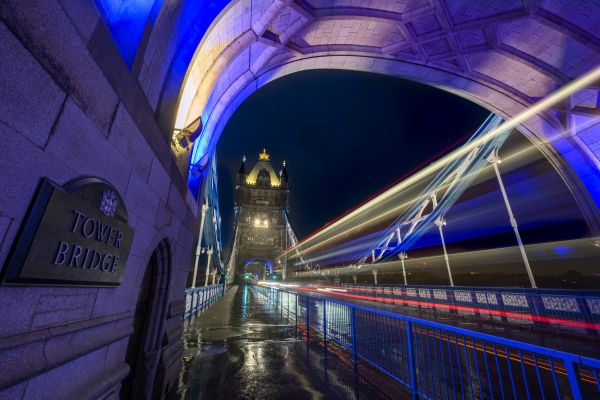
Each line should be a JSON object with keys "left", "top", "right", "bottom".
{"left": 183, "top": 284, "right": 225, "bottom": 319}
{"left": 255, "top": 284, "right": 600, "bottom": 399}
{"left": 332, "top": 283, "right": 600, "bottom": 335}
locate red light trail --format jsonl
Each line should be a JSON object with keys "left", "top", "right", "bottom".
{"left": 291, "top": 286, "right": 600, "bottom": 331}
{"left": 255, "top": 285, "right": 599, "bottom": 386}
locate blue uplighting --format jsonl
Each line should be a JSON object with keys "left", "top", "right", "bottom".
{"left": 151, "top": 0, "right": 232, "bottom": 195}
{"left": 94, "top": 0, "right": 162, "bottom": 67}
{"left": 553, "top": 245, "right": 573, "bottom": 256}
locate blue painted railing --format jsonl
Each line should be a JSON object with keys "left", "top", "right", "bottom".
{"left": 183, "top": 284, "right": 225, "bottom": 319}
{"left": 332, "top": 283, "right": 600, "bottom": 335}
{"left": 255, "top": 284, "right": 600, "bottom": 400}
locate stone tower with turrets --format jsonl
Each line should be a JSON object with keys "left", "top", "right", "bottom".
{"left": 229, "top": 149, "right": 290, "bottom": 282}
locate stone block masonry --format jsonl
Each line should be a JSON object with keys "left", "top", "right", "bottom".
{"left": 0, "top": 1, "right": 200, "bottom": 398}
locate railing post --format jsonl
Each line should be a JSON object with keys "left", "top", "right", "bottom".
{"left": 184, "top": 292, "right": 190, "bottom": 319}
{"left": 323, "top": 301, "right": 327, "bottom": 351}
{"left": 406, "top": 320, "right": 418, "bottom": 400}
{"left": 323, "top": 301, "right": 328, "bottom": 384}
{"left": 306, "top": 296, "right": 310, "bottom": 361}
{"left": 564, "top": 359, "right": 583, "bottom": 400}
{"left": 450, "top": 288, "right": 458, "bottom": 315}
{"left": 577, "top": 295, "right": 597, "bottom": 336}
{"left": 529, "top": 292, "right": 541, "bottom": 329}
{"left": 351, "top": 307, "right": 358, "bottom": 369}
{"left": 190, "top": 291, "right": 196, "bottom": 314}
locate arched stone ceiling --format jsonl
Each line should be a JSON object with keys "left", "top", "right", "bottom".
{"left": 149, "top": 0, "right": 600, "bottom": 224}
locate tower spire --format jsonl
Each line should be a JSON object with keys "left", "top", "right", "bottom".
{"left": 280, "top": 160, "right": 288, "bottom": 187}
{"left": 237, "top": 155, "right": 246, "bottom": 177}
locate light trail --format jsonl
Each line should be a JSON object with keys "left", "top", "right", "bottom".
{"left": 418, "top": 328, "right": 598, "bottom": 385}
{"left": 286, "top": 115, "right": 600, "bottom": 267}
{"left": 292, "top": 238, "right": 600, "bottom": 279}
{"left": 256, "top": 286, "right": 599, "bottom": 386}
{"left": 283, "top": 138, "right": 538, "bottom": 261}
{"left": 284, "top": 65, "right": 600, "bottom": 256}
{"left": 285, "top": 158, "right": 503, "bottom": 260}
{"left": 282, "top": 129, "right": 482, "bottom": 252}
{"left": 285, "top": 142, "right": 545, "bottom": 266}
{"left": 287, "top": 285, "right": 600, "bottom": 331}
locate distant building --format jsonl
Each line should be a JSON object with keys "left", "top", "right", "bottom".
{"left": 229, "top": 149, "right": 290, "bottom": 281}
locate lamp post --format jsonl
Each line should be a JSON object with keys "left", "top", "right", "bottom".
{"left": 487, "top": 150, "right": 536, "bottom": 288}
{"left": 399, "top": 252, "right": 408, "bottom": 285}
{"left": 435, "top": 216, "right": 453, "bottom": 287}
{"left": 204, "top": 245, "right": 213, "bottom": 286}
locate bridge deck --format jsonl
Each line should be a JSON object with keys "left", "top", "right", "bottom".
{"left": 178, "top": 285, "right": 399, "bottom": 399}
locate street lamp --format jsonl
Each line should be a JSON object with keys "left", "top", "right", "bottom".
{"left": 435, "top": 215, "right": 453, "bottom": 287}
{"left": 399, "top": 252, "right": 408, "bottom": 285}
{"left": 487, "top": 150, "right": 536, "bottom": 288}
{"left": 204, "top": 245, "right": 214, "bottom": 286}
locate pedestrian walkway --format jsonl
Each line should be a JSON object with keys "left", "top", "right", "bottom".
{"left": 177, "top": 285, "right": 399, "bottom": 399}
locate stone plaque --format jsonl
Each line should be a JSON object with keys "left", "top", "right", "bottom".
{"left": 2, "top": 177, "right": 134, "bottom": 287}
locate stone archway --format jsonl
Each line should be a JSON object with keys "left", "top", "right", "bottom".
{"left": 148, "top": 0, "right": 600, "bottom": 230}
{"left": 122, "top": 238, "right": 172, "bottom": 399}
{"left": 244, "top": 258, "right": 274, "bottom": 281}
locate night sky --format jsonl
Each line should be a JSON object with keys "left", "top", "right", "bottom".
{"left": 217, "top": 70, "right": 489, "bottom": 248}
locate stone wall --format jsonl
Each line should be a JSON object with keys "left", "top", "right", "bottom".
{"left": 0, "top": 1, "right": 198, "bottom": 398}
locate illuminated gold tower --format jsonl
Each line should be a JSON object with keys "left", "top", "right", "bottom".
{"left": 231, "top": 150, "right": 289, "bottom": 281}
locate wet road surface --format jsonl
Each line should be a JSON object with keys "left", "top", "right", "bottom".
{"left": 178, "top": 285, "right": 398, "bottom": 400}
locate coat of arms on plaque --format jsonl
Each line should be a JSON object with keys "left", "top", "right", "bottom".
{"left": 100, "top": 190, "right": 118, "bottom": 217}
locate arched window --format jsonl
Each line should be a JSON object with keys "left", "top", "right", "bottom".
{"left": 257, "top": 169, "right": 270, "bottom": 187}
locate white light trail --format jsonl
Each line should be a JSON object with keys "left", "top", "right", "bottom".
{"left": 283, "top": 65, "right": 600, "bottom": 258}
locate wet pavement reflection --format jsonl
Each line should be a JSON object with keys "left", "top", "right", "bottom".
{"left": 178, "top": 285, "right": 396, "bottom": 399}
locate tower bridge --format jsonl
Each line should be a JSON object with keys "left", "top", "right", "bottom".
{"left": 0, "top": 1, "right": 600, "bottom": 399}
{"left": 227, "top": 149, "right": 292, "bottom": 282}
